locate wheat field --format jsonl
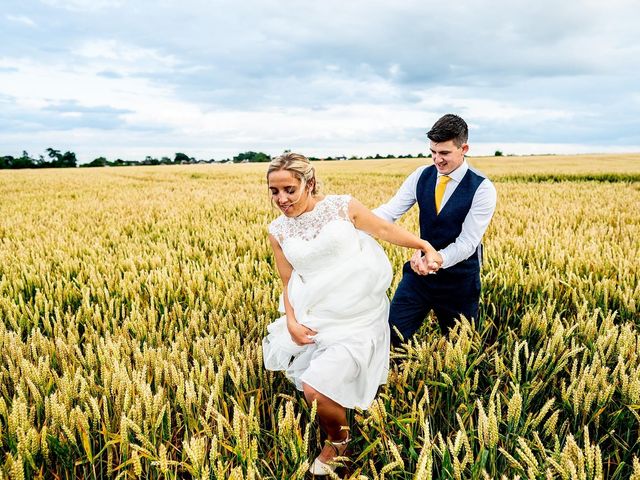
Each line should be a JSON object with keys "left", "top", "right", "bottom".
{"left": 0, "top": 154, "right": 639, "bottom": 479}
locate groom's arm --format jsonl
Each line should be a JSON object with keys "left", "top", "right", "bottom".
{"left": 372, "top": 166, "right": 426, "bottom": 222}
{"left": 438, "top": 179, "right": 497, "bottom": 269}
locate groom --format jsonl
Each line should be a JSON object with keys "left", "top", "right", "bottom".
{"left": 374, "top": 114, "right": 497, "bottom": 344}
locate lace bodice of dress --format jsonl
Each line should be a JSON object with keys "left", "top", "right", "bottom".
{"left": 268, "top": 195, "right": 352, "bottom": 243}
{"left": 268, "top": 195, "right": 359, "bottom": 275}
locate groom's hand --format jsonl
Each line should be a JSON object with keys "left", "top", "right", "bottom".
{"left": 410, "top": 250, "right": 442, "bottom": 275}
{"left": 424, "top": 250, "right": 443, "bottom": 274}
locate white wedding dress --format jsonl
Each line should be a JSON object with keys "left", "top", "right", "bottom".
{"left": 262, "top": 195, "right": 392, "bottom": 410}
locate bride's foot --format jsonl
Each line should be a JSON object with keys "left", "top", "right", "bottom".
{"left": 317, "top": 436, "right": 349, "bottom": 462}
{"left": 309, "top": 429, "right": 351, "bottom": 476}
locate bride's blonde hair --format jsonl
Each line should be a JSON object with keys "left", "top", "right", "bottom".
{"left": 267, "top": 152, "right": 320, "bottom": 196}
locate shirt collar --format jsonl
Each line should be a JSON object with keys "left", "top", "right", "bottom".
{"left": 437, "top": 159, "right": 468, "bottom": 183}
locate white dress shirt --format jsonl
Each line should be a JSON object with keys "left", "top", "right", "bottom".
{"left": 373, "top": 160, "right": 497, "bottom": 269}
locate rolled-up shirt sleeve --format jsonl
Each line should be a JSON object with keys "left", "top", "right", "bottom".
{"left": 372, "top": 166, "right": 426, "bottom": 222}
{"left": 439, "top": 179, "right": 497, "bottom": 269}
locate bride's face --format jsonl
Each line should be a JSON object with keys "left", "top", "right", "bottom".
{"left": 268, "top": 169, "right": 310, "bottom": 217}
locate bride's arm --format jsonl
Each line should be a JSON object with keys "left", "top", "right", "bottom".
{"left": 268, "top": 235, "right": 317, "bottom": 345}
{"left": 348, "top": 198, "right": 442, "bottom": 270}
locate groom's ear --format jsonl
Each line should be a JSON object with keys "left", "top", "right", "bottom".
{"left": 461, "top": 144, "right": 469, "bottom": 155}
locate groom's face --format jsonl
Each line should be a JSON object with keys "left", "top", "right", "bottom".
{"left": 430, "top": 140, "right": 468, "bottom": 175}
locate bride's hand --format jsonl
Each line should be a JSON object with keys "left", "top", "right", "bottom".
{"left": 287, "top": 318, "right": 317, "bottom": 345}
{"left": 411, "top": 246, "right": 442, "bottom": 275}
{"left": 409, "top": 249, "right": 425, "bottom": 274}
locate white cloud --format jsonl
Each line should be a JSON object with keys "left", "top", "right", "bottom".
{"left": 5, "top": 14, "right": 37, "bottom": 27}
{"left": 0, "top": 56, "right": 166, "bottom": 108}
{"left": 388, "top": 64, "right": 401, "bottom": 78}
{"left": 73, "top": 39, "right": 179, "bottom": 72}
{"left": 40, "top": 0, "right": 123, "bottom": 11}
{"left": 1, "top": 0, "right": 639, "bottom": 160}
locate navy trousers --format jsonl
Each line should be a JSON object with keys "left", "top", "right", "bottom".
{"left": 389, "top": 261, "right": 480, "bottom": 345}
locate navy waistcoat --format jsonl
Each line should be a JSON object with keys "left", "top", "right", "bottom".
{"left": 416, "top": 165, "right": 486, "bottom": 277}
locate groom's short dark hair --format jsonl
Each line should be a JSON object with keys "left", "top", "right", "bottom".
{"left": 427, "top": 114, "right": 468, "bottom": 147}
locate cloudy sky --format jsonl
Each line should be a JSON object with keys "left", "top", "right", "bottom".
{"left": 1, "top": 0, "right": 639, "bottom": 162}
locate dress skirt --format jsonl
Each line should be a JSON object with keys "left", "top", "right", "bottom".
{"left": 263, "top": 230, "right": 392, "bottom": 410}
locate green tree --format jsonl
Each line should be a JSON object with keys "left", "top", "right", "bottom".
{"left": 45, "top": 148, "right": 76, "bottom": 168}
{"left": 0, "top": 155, "right": 14, "bottom": 169}
{"left": 174, "top": 152, "right": 191, "bottom": 164}
{"left": 59, "top": 151, "right": 77, "bottom": 168}
{"left": 143, "top": 156, "right": 160, "bottom": 165}
{"left": 84, "top": 157, "right": 109, "bottom": 167}
{"left": 233, "top": 151, "right": 270, "bottom": 163}
{"left": 46, "top": 148, "right": 61, "bottom": 167}
{"left": 46, "top": 148, "right": 61, "bottom": 160}
{"left": 12, "top": 151, "right": 35, "bottom": 169}
{"left": 495, "top": 150, "right": 503, "bottom": 156}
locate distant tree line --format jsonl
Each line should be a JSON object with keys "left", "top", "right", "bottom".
{"left": 81, "top": 152, "right": 216, "bottom": 167}
{"left": 232, "top": 151, "right": 271, "bottom": 163}
{"left": 319, "top": 153, "right": 431, "bottom": 161}
{"left": 1, "top": 148, "right": 78, "bottom": 169}
{"left": 0, "top": 149, "right": 273, "bottom": 169}
{"left": 3, "top": 148, "right": 513, "bottom": 170}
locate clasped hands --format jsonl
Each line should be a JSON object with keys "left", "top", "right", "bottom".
{"left": 410, "top": 247, "right": 443, "bottom": 275}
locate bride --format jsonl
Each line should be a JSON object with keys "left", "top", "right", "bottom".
{"left": 262, "top": 152, "right": 440, "bottom": 475}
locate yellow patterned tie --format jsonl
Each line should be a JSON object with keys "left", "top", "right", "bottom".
{"left": 435, "top": 175, "right": 451, "bottom": 214}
